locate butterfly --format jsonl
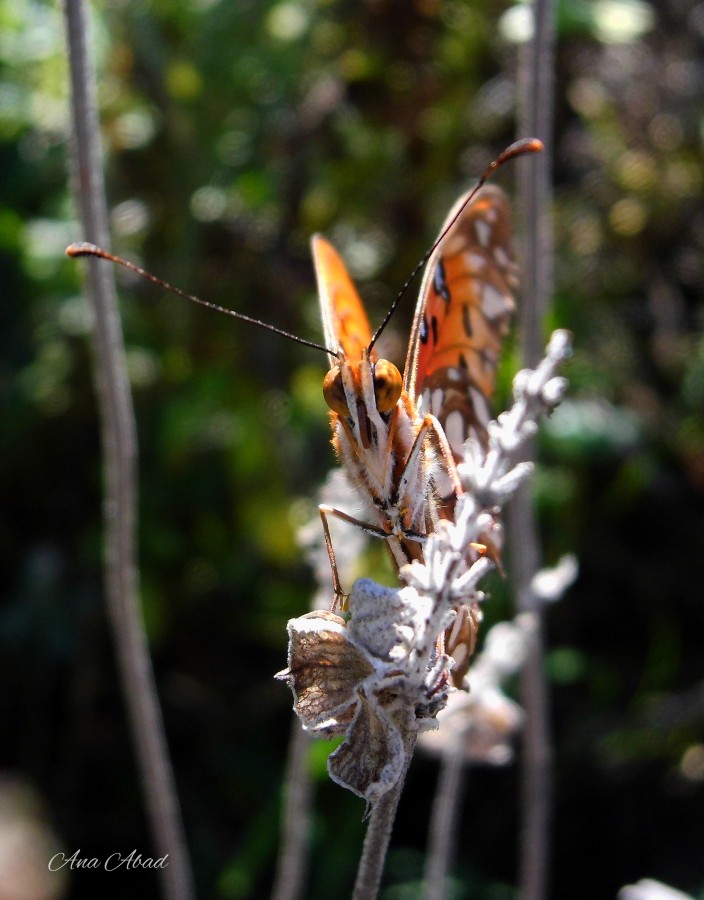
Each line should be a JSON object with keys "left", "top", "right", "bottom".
{"left": 313, "top": 183, "right": 518, "bottom": 612}
{"left": 67, "top": 141, "right": 536, "bottom": 668}
{"left": 65, "top": 171, "right": 523, "bottom": 688}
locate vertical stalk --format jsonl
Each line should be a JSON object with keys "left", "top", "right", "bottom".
{"left": 62, "top": 2, "right": 194, "bottom": 897}
{"left": 352, "top": 732, "right": 417, "bottom": 900}
{"left": 271, "top": 724, "right": 314, "bottom": 900}
{"left": 513, "top": 1, "right": 557, "bottom": 899}
{"left": 423, "top": 741, "right": 467, "bottom": 900}
{"left": 517, "top": 0, "right": 556, "bottom": 367}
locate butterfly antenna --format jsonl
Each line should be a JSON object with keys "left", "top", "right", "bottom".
{"left": 66, "top": 243, "right": 338, "bottom": 358}
{"left": 367, "top": 137, "right": 544, "bottom": 351}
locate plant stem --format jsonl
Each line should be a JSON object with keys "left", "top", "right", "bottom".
{"left": 62, "top": 2, "right": 194, "bottom": 897}
{"left": 271, "top": 723, "right": 314, "bottom": 900}
{"left": 517, "top": 0, "right": 556, "bottom": 367}
{"left": 423, "top": 741, "right": 467, "bottom": 900}
{"left": 513, "top": 0, "right": 557, "bottom": 898}
{"left": 352, "top": 732, "right": 417, "bottom": 900}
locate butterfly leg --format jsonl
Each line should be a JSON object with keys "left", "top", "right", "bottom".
{"left": 318, "top": 504, "right": 389, "bottom": 610}
{"left": 395, "top": 414, "right": 463, "bottom": 520}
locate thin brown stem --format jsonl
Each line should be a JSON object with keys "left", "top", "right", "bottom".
{"left": 423, "top": 741, "right": 467, "bottom": 900}
{"left": 62, "top": 2, "right": 194, "bottom": 897}
{"left": 517, "top": 0, "right": 556, "bottom": 368}
{"left": 271, "top": 722, "right": 314, "bottom": 900}
{"left": 513, "top": 0, "right": 557, "bottom": 899}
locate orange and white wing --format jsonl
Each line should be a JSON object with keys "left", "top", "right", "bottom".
{"left": 311, "top": 235, "right": 373, "bottom": 364}
{"left": 404, "top": 184, "right": 518, "bottom": 457}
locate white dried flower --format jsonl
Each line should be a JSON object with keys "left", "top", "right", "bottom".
{"left": 275, "top": 578, "right": 452, "bottom": 808}
{"left": 418, "top": 682, "right": 524, "bottom": 765}
{"left": 618, "top": 879, "right": 695, "bottom": 900}
{"left": 531, "top": 553, "right": 579, "bottom": 603}
{"left": 541, "top": 374, "right": 568, "bottom": 407}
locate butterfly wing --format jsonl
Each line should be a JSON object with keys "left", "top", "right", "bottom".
{"left": 405, "top": 184, "right": 517, "bottom": 456}
{"left": 312, "top": 235, "right": 373, "bottom": 364}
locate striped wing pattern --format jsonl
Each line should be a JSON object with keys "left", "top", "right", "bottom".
{"left": 406, "top": 184, "right": 518, "bottom": 462}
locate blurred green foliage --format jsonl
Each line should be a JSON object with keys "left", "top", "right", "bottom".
{"left": 1, "top": 0, "right": 703, "bottom": 897}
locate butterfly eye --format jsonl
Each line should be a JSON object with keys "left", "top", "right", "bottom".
{"left": 322, "top": 366, "right": 350, "bottom": 417}
{"left": 373, "top": 360, "right": 403, "bottom": 413}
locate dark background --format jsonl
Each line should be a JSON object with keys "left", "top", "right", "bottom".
{"left": 1, "top": 0, "right": 703, "bottom": 897}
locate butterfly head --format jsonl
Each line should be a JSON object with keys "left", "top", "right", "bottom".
{"left": 323, "top": 349, "right": 403, "bottom": 449}
{"left": 323, "top": 350, "right": 402, "bottom": 417}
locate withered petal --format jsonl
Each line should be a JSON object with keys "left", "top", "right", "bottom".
{"left": 277, "top": 610, "right": 375, "bottom": 729}
{"left": 327, "top": 692, "right": 406, "bottom": 807}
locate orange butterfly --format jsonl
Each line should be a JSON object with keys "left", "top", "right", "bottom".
{"left": 66, "top": 142, "right": 537, "bottom": 640}
{"left": 313, "top": 183, "right": 518, "bottom": 608}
